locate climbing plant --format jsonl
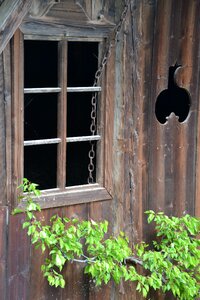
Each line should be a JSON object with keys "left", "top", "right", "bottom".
{"left": 13, "top": 179, "right": 200, "bottom": 300}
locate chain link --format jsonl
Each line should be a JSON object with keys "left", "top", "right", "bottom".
{"left": 88, "top": 0, "right": 130, "bottom": 184}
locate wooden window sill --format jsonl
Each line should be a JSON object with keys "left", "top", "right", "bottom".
{"left": 17, "top": 184, "right": 112, "bottom": 210}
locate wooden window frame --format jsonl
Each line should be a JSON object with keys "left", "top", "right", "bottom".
{"left": 11, "top": 29, "right": 113, "bottom": 209}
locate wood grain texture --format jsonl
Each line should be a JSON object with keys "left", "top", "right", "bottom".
{"left": 11, "top": 30, "right": 24, "bottom": 207}
{"left": 0, "top": 207, "right": 7, "bottom": 300}
{"left": 57, "top": 40, "right": 67, "bottom": 190}
{"left": 28, "top": 208, "right": 63, "bottom": 300}
{"left": 3, "top": 42, "right": 12, "bottom": 206}
{"left": 0, "top": 0, "right": 33, "bottom": 54}
{"left": 60, "top": 203, "right": 89, "bottom": 300}
{"left": 29, "top": 0, "right": 55, "bottom": 17}
{"left": 7, "top": 212, "right": 30, "bottom": 300}
{"left": 20, "top": 20, "right": 113, "bottom": 39}
{"left": 17, "top": 186, "right": 112, "bottom": 210}
{"left": 1, "top": 0, "right": 200, "bottom": 299}
{"left": 0, "top": 53, "right": 6, "bottom": 205}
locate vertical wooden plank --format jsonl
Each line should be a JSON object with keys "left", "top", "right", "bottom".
{"left": 61, "top": 203, "right": 89, "bottom": 300}
{"left": 104, "top": 39, "right": 115, "bottom": 195}
{"left": 148, "top": 0, "right": 172, "bottom": 218}
{"left": 28, "top": 208, "right": 63, "bottom": 300}
{"left": 118, "top": 6, "right": 138, "bottom": 299}
{"left": 0, "top": 207, "right": 8, "bottom": 300}
{"left": 11, "top": 29, "right": 24, "bottom": 206}
{"left": 3, "top": 42, "right": 12, "bottom": 206}
{"left": 180, "top": 0, "right": 200, "bottom": 216}
{"left": 90, "top": 8, "right": 116, "bottom": 298}
{"left": 57, "top": 40, "right": 67, "bottom": 189}
{"left": 148, "top": 0, "right": 199, "bottom": 221}
{"left": 8, "top": 213, "right": 30, "bottom": 300}
{"left": 193, "top": 0, "right": 200, "bottom": 218}
{"left": 0, "top": 52, "right": 6, "bottom": 206}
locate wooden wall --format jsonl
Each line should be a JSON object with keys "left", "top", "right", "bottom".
{"left": 0, "top": 0, "right": 200, "bottom": 299}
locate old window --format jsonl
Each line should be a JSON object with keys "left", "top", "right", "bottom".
{"left": 12, "top": 31, "right": 112, "bottom": 209}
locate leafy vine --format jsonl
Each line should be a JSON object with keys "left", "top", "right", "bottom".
{"left": 13, "top": 179, "right": 200, "bottom": 299}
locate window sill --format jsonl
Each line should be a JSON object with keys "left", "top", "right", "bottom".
{"left": 17, "top": 184, "right": 112, "bottom": 210}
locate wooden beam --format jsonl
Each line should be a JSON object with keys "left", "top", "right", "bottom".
{"left": 24, "top": 86, "right": 101, "bottom": 93}
{"left": 17, "top": 185, "right": 112, "bottom": 209}
{"left": 0, "top": 0, "right": 33, "bottom": 54}
{"left": 66, "top": 135, "right": 101, "bottom": 143}
{"left": 29, "top": 0, "right": 57, "bottom": 17}
{"left": 24, "top": 138, "right": 61, "bottom": 146}
{"left": 24, "top": 87, "right": 61, "bottom": 93}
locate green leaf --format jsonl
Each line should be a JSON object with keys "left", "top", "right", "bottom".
{"left": 12, "top": 208, "right": 24, "bottom": 215}
{"left": 22, "top": 221, "right": 30, "bottom": 229}
{"left": 40, "top": 231, "right": 47, "bottom": 239}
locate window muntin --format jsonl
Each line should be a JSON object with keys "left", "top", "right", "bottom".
{"left": 23, "top": 39, "right": 101, "bottom": 191}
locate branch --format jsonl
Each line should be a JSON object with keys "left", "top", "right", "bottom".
{"left": 125, "top": 256, "right": 143, "bottom": 266}
{"left": 72, "top": 257, "right": 96, "bottom": 264}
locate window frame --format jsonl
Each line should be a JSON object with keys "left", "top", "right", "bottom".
{"left": 11, "top": 29, "right": 113, "bottom": 209}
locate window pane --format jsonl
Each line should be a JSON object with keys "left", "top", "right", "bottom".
{"left": 24, "top": 40, "right": 58, "bottom": 88}
{"left": 24, "top": 145, "right": 57, "bottom": 190}
{"left": 66, "top": 142, "right": 96, "bottom": 186}
{"left": 24, "top": 93, "right": 57, "bottom": 140}
{"left": 67, "top": 92, "right": 94, "bottom": 137}
{"left": 67, "top": 42, "right": 98, "bottom": 87}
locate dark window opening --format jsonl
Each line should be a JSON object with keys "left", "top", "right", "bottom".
{"left": 66, "top": 142, "right": 96, "bottom": 187}
{"left": 24, "top": 93, "right": 57, "bottom": 140}
{"left": 24, "top": 40, "right": 58, "bottom": 88}
{"left": 67, "top": 42, "right": 98, "bottom": 87}
{"left": 155, "top": 64, "right": 190, "bottom": 124}
{"left": 24, "top": 145, "right": 57, "bottom": 190}
{"left": 24, "top": 40, "right": 99, "bottom": 190}
{"left": 67, "top": 92, "right": 93, "bottom": 137}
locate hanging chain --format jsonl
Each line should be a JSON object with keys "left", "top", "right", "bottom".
{"left": 87, "top": 0, "right": 130, "bottom": 184}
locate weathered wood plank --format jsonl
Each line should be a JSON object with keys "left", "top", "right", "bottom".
{"left": 24, "top": 136, "right": 101, "bottom": 146}
{"left": 57, "top": 40, "right": 67, "bottom": 190}
{"left": 148, "top": 0, "right": 172, "bottom": 218}
{"left": 28, "top": 208, "right": 62, "bottom": 300}
{"left": 3, "top": 42, "right": 12, "bottom": 206}
{"left": 20, "top": 20, "right": 113, "bottom": 38}
{"left": 24, "top": 138, "right": 61, "bottom": 146}
{"left": 0, "top": 52, "right": 6, "bottom": 206}
{"left": 182, "top": 0, "right": 200, "bottom": 217}
{"left": 11, "top": 30, "right": 24, "bottom": 207}
{"left": 24, "top": 87, "right": 61, "bottom": 93}
{"left": 18, "top": 186, "right": 112, "bottom": 210}
{"left": 0, "top": 0, "right": 33, "bottom": 54}
{"left": 7, "top": 213, "right": 30, "bottom": 300}
{"left": 61, "top": 203, "right": 89, "bottom": 299}
{"left": 0, "top": 207, "right": 7, "bottom": 300}
{"left": 24, "top": 86, "right": 101, "bottom": 93}
{"left": 29, "top": 0, "right": 55, "bottom": 17}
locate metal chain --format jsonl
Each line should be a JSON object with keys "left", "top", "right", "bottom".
{"left": 88, "top": 0, "right": 130, "bottom": 184}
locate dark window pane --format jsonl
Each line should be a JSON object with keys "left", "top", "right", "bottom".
{"left": 24, "top": 145, "right": 57, "bottom": 190}
{"left": 24, "top": 40, "right": 58, "bottom": 88}
{"left": 67, "top": 42, "right": 98, "bottom": 87}
{"left": 66, "top": 142, "right": 96, "bottom": 186}
{"left": 24, "top": 93, "right": 57, "bottom": 140}
{"left": 67, "top": 92, "right": 94, "bottom": 137}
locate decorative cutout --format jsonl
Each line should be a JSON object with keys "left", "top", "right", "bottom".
{"left": 155, "top": 64, "right": 190, "bottom": 124}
